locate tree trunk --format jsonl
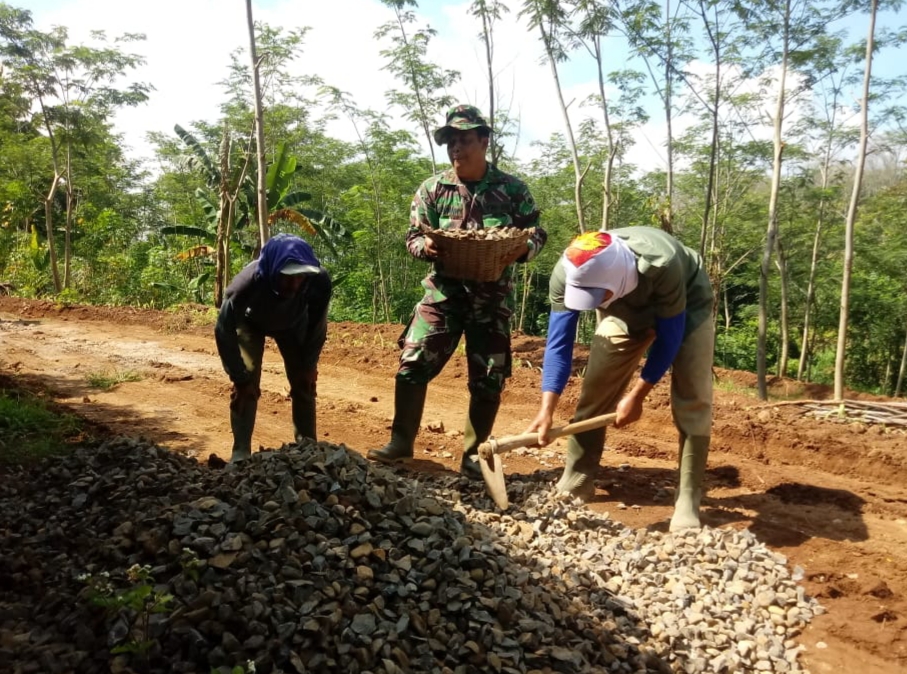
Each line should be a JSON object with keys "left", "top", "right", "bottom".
{"left": 64, "top": 184, "right": 74, "bottom": 290}
{"left": 797, "top": 216, "right": 822, "bottom": 380}
{"left": 663, "top": 0, "right": 675, "bottom": 233}
{"left": 63, "top": 135, "right": 74, "bottom": 290}
{"left": 775, "top": 239, "right": 790, "bottom": 379}
{"left": 538, "top": 21, "right": 586, "bottom": 233}
{"left": 757, "top": 0, "right": 790, "bottom": 400}
{"left": 697, "top": 0, "right": 720, "bottom": 260}
{"left": 214, "top": 195, "right": 229, "bottom": 308}
{"left": 835, "top": 0, "right": 877, "bottom": 401}
{"left": 479, "top": 8, "right": 499, "bottom": 165}
{"left": 246, "top": 0, "right": 270, "bottom": 248}
{"left": 593, "top": 39, "right": 616, "bottom": 231}
{"left": 43, "top": 174, "right": 62, "bottom": 293}
{"left": 38, "top": 97, "right": 63, "bottom": 293}
{"left": 395, "top": 8, "right": 438, "bottom": 173}
{"left": 895, "top": 323, "right": 907, "bottom": 398}
{"left": 723, "top": 285, "right": 731, "bottom": 330}
{"left": 518, "top": 265, "right": 533, "bottom": 333}
{"left": 214, "top": 127, "right": 232, "bottom": 308}
{"left": 798, "top": 83, "right": 839, "bottom": 381}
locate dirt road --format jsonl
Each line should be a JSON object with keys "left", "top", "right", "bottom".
{"left": 1, "top": 297, "right": 905, "bottom": 672}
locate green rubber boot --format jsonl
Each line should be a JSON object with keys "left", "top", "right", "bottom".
{"left": 555, "top": 426, "right": 605, "bottom": 501}
{"left": 670, "top": 434, "right": 710, "bottom": 532}
{"left": 460, "top": 394, "right": 501, "bottom": 481}
{"left": 230, "top": 402, "right": 257, "bottom": 464}
{"left": 367, "top": 381, "right": 427, "bottom": 464}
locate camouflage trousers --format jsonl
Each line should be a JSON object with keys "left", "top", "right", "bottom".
{"left": 396, "top": 278, "right": 512, "bottom": 397}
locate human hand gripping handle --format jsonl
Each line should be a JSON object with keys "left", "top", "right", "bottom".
{"left": 614, "top": 378, "right": 653, "bottom": 428}
{"left": 524, "top": 391, "right": 561, "bottom": 445}
{"left": 500, "top": 411, "right": 618, "bottom": 457}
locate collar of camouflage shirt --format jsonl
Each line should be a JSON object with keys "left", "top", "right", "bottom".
{"left": 438, "top": 164, "right": 504, "bottom": 188}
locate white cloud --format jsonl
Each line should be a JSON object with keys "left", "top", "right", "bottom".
{"left": 27, "top": 0, "right": 852, "bottom": 178}
{"left": 31, "top": 0, "right": 646, "bottom": 168}
{"left": 31, "top": 0, "right": 247, "bottom": 161}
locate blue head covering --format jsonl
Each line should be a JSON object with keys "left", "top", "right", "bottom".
{"left": 256, "top": 234, "right": 321, "bottom": 293}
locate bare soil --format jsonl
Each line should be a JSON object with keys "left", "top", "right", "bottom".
{"left": 1, "top": 297, "right": 905, "bottom": 673}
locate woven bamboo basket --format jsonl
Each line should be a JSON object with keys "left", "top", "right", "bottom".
{"left": 425, "top": 227, "right": 534, "bottom": 282}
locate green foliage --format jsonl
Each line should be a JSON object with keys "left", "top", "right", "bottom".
{"left": 715, "top": 311, "right": 780, "bottom": 373}
{"left": 375, "top": 1, "right": 460, "bottom": 170}
{"left": 0, "top": 389, "right": 82, "bottom": 463}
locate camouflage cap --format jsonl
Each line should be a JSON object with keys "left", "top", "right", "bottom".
{"left": 433, "top": 104, "right": 492, "bottom": 145}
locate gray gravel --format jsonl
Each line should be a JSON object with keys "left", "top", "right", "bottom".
{"left": 0, "top": 437, "right": 820, "bottom": 673}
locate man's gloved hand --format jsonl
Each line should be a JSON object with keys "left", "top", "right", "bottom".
{"left": 230, "top": 380, "right": 261, "bottom": 415}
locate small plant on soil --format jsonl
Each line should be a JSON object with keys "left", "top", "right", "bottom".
{"left": 85, "top": 369, "right": 143, "bottom": 390}
{"left": 179, "top": 547, "right": 202, "bottom": 581}
{"left": 211, "top": 662, "right": 256, "bottom": 674}
{"left": 80, "top": 564, "right": 173, "bottom": 660}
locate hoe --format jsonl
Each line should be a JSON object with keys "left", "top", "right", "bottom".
{"left": 477, "top": 412, "right": 618, "bottom": 509}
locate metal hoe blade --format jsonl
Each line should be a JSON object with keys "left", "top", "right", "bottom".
{"left": 479, "top": 448, "right": 508, "bottom": 509}
{"left": 477, "top": 413, "right": 618, "bottom": 511}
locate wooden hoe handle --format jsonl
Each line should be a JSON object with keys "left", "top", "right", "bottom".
{"left": 479, "top": 413, "right": 618, "bottom": 458}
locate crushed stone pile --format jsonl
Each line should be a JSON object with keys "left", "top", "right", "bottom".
{"left": 0, "top": 438, "right": 820, "bottom": 674}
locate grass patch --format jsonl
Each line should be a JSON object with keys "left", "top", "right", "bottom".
{"left": 0, "top": 389, "right": 84, "bottom": 464}
{"left": 714, "top": 378, "right": 759, "bottom": 398}
{"left": 85, "top": 369, "right": 143, "bottom": 390}
{"left": 163, "top": 303, "right": 218, "bottom": 332}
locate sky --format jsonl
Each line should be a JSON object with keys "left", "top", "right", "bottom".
{"left": 21, "top": 0, "right": 907, "bottom": 174}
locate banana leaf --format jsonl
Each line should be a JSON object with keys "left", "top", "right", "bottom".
{"left": 174, "top": 125, "right": 219, "bottom": 188}
{"left": 160, "top": 225, "right": 213, "bottom": 241}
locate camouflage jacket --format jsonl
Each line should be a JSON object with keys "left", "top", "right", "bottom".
{"left": 405, "top": 164, "right": 546, "bottom": 299}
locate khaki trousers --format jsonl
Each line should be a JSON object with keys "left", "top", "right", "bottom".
{"left": 574, "top": 315, "right": 714, "bottom": 442}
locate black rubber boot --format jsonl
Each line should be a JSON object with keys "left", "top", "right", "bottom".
{"left": 460, "top": 394, "right": 501, "bottom": 481}
{"left": 670, "top": 434, "right": 710, "bottom": 531}
{"left": 291, "top": 383, "right": 317, "bottom": 443}
{"left": 555, "top": 426, "right": 605, "bottom": 501}
{"left": 230, "top": 402, "right": 257, "bottom": 464}
{"left": 367, "top": 381, "right": 428, "bottom": 464}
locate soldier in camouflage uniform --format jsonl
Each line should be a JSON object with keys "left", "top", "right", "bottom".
{"left": 368, "top": 104, "right": 547, "bottom": 479}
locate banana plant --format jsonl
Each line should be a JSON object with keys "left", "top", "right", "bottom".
{"left": 239, "top": 140, "right": 347, "bottom": 257}
{"left": 170, "top": 125, "right": 347, "bottom": 306}
{"left": 174, "top": 124, "right": 252, "bottom": 305}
